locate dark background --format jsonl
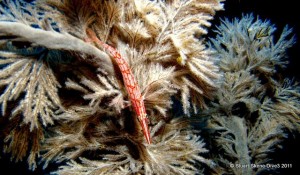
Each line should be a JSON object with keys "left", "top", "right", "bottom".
{"left": 1, "top": 0, "right": 299, "bottom": 174}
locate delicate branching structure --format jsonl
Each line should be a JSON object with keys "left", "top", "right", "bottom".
{"left": 2, "top": 0, "right": 300, "bottom": 174}
{"left": 0, "top": 41, "right": 63, "bottom": 170}
{"left": 207, "top": 14, "right": 300, "bottom": 175}
{"left": 42, "top": 0, "right": 223, "bottom": 115}
{"left": 43, "top": 117, "right": 213, "bottom": 175}
{"left": 0, "top": 0, "right": 224, "bottom": 173}
{"left": 0, "top": 50, "right": 61, "bottom": 129}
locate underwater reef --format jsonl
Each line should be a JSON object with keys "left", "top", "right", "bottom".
{"left": 0, "top": 0, "right": 299, "bottom": 174}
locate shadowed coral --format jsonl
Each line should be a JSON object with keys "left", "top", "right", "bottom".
{"left": 207, "top": 14, "right": 300, "bottom": 175}
{"left": 0, "top": 117, "right": 44, "bottom": 170}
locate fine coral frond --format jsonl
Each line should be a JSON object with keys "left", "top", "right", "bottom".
{"left": 41, "top": 0, "right": 96, "bottom": 37}
{"left": 209, "top": 14, "right": 295, "bottom": 78}
{"left": 66, "top": 73, "right": 124, "bottom": 114}
{"left": 0, "top": 51, "right": 61, "bottom": 130}
{"left": 46, "top": 118, "right": 211, "bottom": 175}
{"left": 206, "top": 14, "right": 300, "bottom": 175}
{"left": 0, "top": 117, "right": 44, "bottom": 170}
{"left": 134, "top": 63, "right": 178, "bottom": 117}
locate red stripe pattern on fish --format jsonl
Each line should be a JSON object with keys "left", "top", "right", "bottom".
{"left": 86, "top": 29, "right": 151, "bottom": 144}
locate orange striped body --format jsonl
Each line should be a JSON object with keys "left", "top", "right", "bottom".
{"left": 86, "top": 29, "right": 151, "bottom": 144}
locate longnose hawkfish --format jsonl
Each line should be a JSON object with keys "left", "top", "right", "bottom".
{"left": 86, "top": 28, "right": 151, "bottom": 144}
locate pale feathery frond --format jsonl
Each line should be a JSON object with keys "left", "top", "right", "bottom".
{"left": 118, "top": 42, "right": 179, "bottom": 117}
{"left": 45, "top": 118, "right": 212, "bottom": 175}
{"left": 136, "top": 0, "right": 223, "bottom": 114}
{"left": 137, "top": 0, "right": 223, "bottom": 67}
{"left": 216, "top": 71, "right": 261, "bottom": 113}
{"left": 209, "top": 114, "right": 286, "bottom": 175}
{"left": 133, "top": 0, "right": 165, "bottom": 36}
{"left": 139, "top": 64, "right": 178, "bottom": 118}
{"left": 41, "top": 0, "right": 121, "bottom": 41}
{"left": 261, "top": 80, "right": 300, "bottom": 132}
{"left": 117, "top": 17, "right": 152, "bottom": 46}
{"left": 39, "top": 0, "right": 97, "bottom": 38}
{"left": 248, "top": 113, "right": 287, "bottom": 166}
{"left": 0, "top": 50, "right": 61, "bottom": 130}
{"left": 206, "top": 14, "right": 300, "bottom": 175}
{"left": 93, "top": 0, "right": 121, "bottom": 42}
{"left": 209, "top": 14, "right": 295, "bottom": 78}
{"left": 209, "top": 114, "right": 252, "bottom": 174}
{"left": 126, "top": 0, "right": 223, "bottom": 116}
{"left": 41, "top": 117, "right": 103, "bottom": 169}
{"left": 65, "top": 73, "right": 124, "bottom": 114}
{"left": 207, "top": 74, "right": 298, "bottom": 174}
{"left": 82, "top": 75, "right": 120, "bottom": 108}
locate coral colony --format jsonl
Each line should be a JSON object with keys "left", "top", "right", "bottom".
{"left": 0, "top": 0, "right": 299, "bottom": 174}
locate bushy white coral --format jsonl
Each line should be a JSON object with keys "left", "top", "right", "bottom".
{"left": 207, "top": 14, "right": 300, "bottom": 175}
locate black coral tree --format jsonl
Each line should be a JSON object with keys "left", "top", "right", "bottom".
{"left": 0, "top": 0, "right": 224, "bottom": 174}
{"left": 206, "top": 14, "right": 300, "bottom": 175}
{"left": 1, "top": 0, "right": 299, "bottom": 174}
